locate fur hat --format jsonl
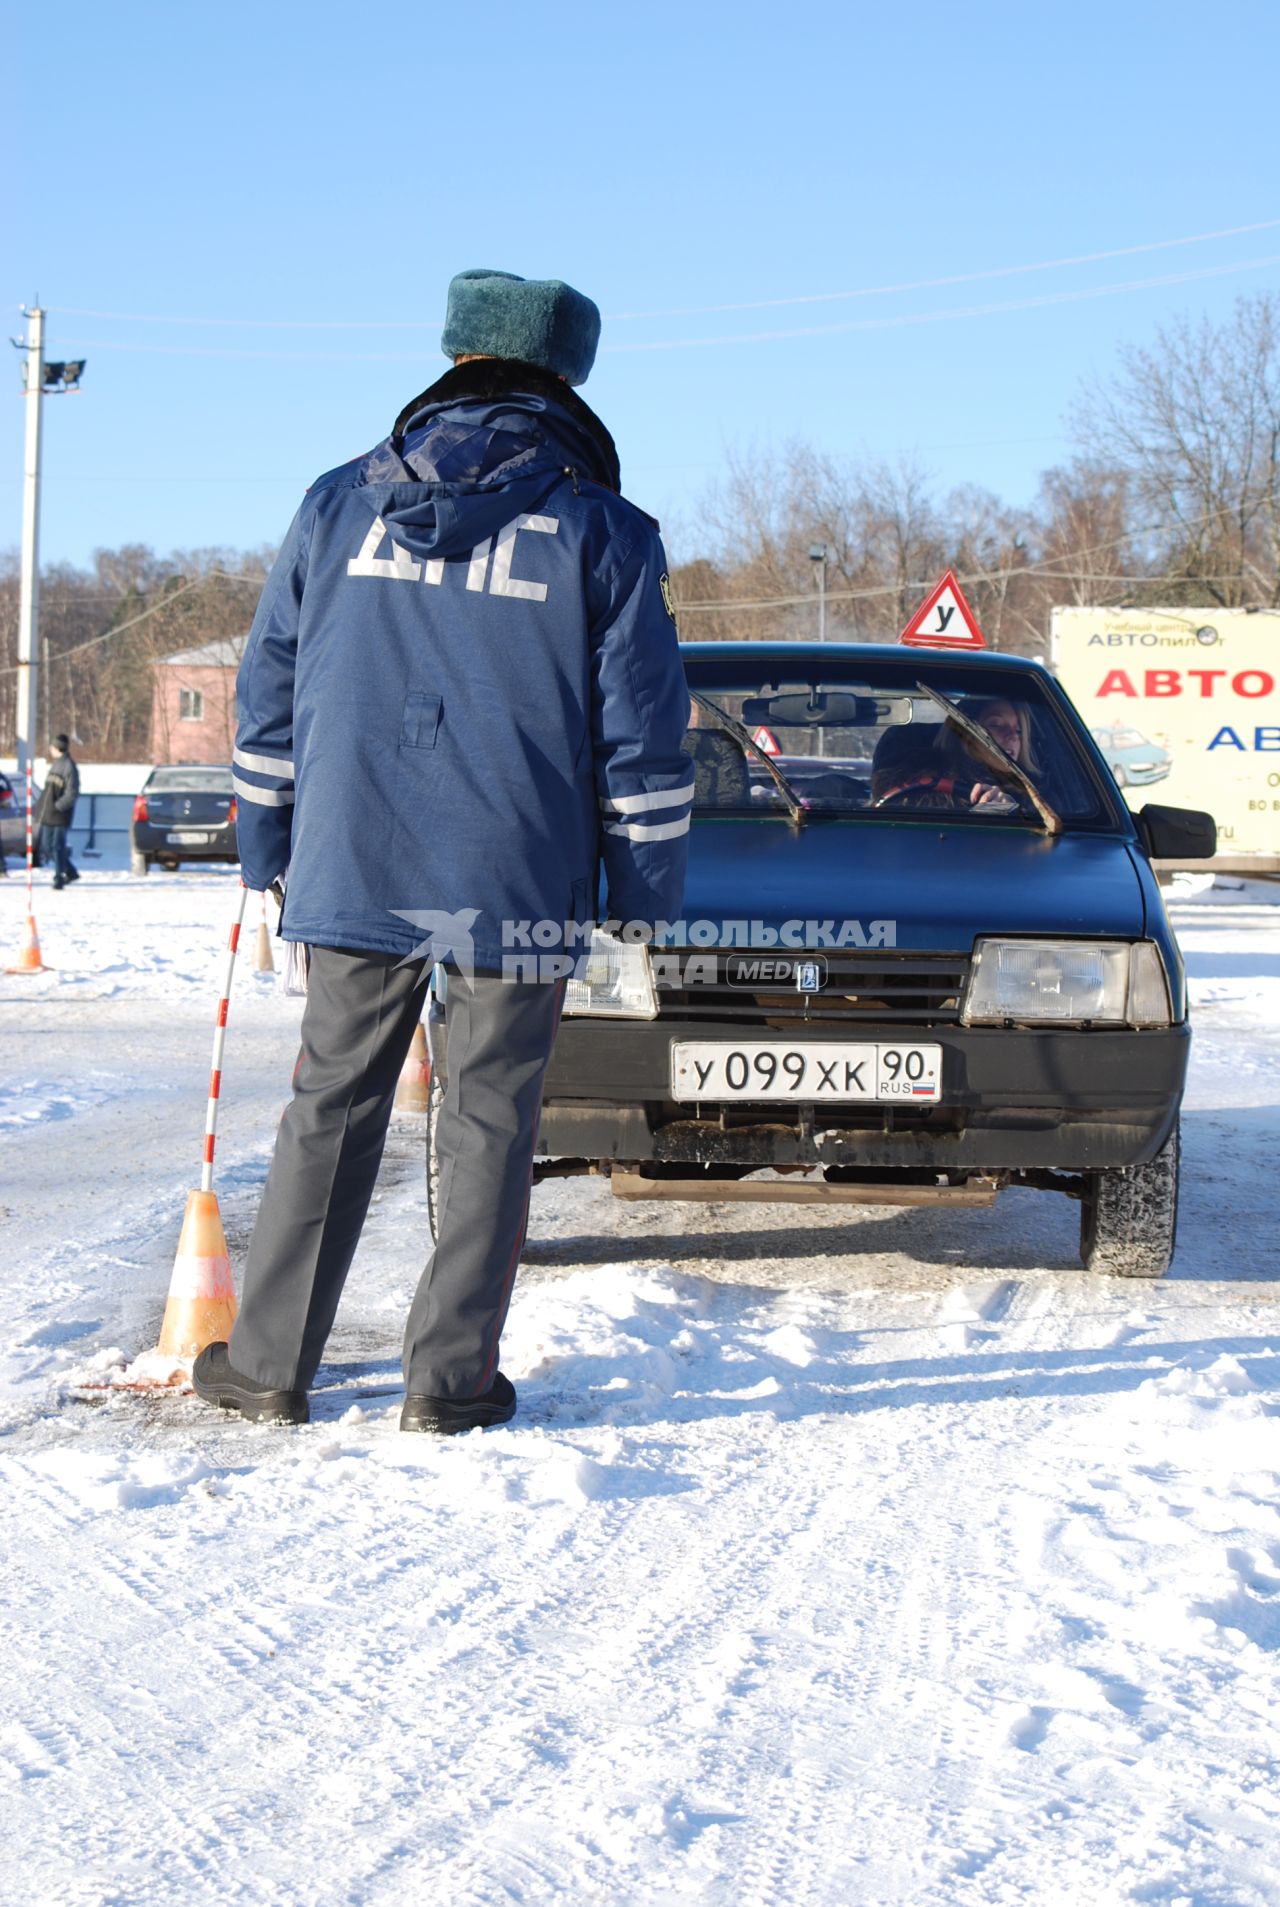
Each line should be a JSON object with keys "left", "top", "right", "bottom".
{"left": 440, "top": 269, "right": 601, "bottom": 386}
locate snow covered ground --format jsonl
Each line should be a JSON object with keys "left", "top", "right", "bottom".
{"left": 2, "top": 870, "right": 1278, "bottom": 1907}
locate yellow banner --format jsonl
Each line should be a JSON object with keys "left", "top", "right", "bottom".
{"left": 1050, "top": 606, "right": 1280, "bottom": 855}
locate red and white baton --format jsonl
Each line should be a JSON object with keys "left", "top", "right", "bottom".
{"left": 202, "top": 880, "right": 249, "bottom": 1193}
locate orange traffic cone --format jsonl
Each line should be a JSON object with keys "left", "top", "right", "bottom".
{"left": 6, "top": 912, "right": 47, "bottom": 974}
{"left": 393, "top": 1023, "right": 431, "bottom": 1115}
{"left": 254, "top": 917, "right": 275, "bottom": 973}
{"left": 154, "top": 1189, "right": 239, "bottom": 1359}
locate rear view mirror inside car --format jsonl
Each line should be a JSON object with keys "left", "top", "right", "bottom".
{"left": 740, "top": 691, "right": 879, "bottom": 727}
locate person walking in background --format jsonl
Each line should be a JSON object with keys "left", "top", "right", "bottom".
{"left": 35, "top": 733, "right": 80, "bottom": 889}
{"left": 193, "top": 267, "right": 692, "bottom": 1434}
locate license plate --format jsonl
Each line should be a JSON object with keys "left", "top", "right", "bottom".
{"left": 670, "top": 1040, "right": 941, "bottom": 1102}
{"left": 166, "top": 831, "right": 211, "bottom": 844}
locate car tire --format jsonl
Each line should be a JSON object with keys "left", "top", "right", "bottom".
{"left": 130, "top": 848, "right": 150, "bottom": 876}
{"left": 158, "top": 856, "right": 180, "bottom": 872}
{"left": 1079, "top": 1122, "right": 1179, "bottom": 1278}
{"left": 425, "top": 1066, "right": 444, "bottom": 1244}
{"left": 1112, "top": 765, "right": 1128, "bottom": 789}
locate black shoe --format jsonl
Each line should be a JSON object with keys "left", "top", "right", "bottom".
{"left": 51, "top": 880, "right": 65, "bottom": 890}
{"left": 401, "top": 1371, "right": 516, "bottom": 1435}
{"left": 192, "top": 1342, "right": 309, "bottom": 1425}
{"left": 64, "top": 866, "right": 80, "bottom": 883}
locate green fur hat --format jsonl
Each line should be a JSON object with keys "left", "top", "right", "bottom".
{"left": 440, "top": 268, "right": 601, "bottom": 387}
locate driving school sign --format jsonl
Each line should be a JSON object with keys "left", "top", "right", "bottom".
{"left": 899, "top": 569, "right": 987, "bottom": 649}
{"left": 1050, "top": 605, "right": 1280, "bottom": 856}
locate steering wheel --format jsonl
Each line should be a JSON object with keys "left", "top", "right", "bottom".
{"left": 874, "top": 774, "right": 964, "bottom": 811}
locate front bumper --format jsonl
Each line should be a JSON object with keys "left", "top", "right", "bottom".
{"left": 537, "top": 1017, "right": 1190, "bottom": 1171}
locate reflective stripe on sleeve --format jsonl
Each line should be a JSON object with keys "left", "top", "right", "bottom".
{"left": 604, "top": 813, "right": 691, "bottom": 843}
{"left": 600, "top": 777, "right": 695, "bottom": 817}
{"left": 233, "top": 746, "right": 295, "bottom": 780}
{"left": 233, "top": 775, "right": 295, "bottom": 807}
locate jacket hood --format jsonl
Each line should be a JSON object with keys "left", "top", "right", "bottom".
{"left": 345, "top": 360, "right": 622, "bottom": 562}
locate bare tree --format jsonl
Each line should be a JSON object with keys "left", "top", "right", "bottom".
{"left": 0, "top": 544, "right": 270, "bottom": 760}
{"left": 1071, "top": 293, "right": 1279, "bottom": 608}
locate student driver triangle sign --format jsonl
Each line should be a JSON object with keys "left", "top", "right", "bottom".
{"left": 898, "top": 569, "right": 986, "bottom": 649}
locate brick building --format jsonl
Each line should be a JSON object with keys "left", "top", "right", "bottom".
{"left": 150, "top": 636, "right": 245, "bottom": 765}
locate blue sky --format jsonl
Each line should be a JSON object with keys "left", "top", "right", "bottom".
{"left": 8, "top": 0, "right": 1279, "bottom": 571}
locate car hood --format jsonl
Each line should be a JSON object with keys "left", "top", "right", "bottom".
{"left": 675, "top": 819, "right": 1145, "bottom": 950}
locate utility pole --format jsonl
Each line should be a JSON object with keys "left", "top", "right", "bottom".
{"left": 15, "top": 305, "right": 44, "bottom": 780}
{"left": 10, "top": 309, "right": 85, "bottom": 775}
{"left": 809, "top": 543, "right": 828, "bottom": 642}
{"left": 808, "top": 543, "right": 829, "bottom": 758}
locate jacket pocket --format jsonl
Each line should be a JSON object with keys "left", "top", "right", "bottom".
{"left": 400, "top": 692, "right": 442, "bottom": 750}
{"left": 569, "top": 875, "right": 595, "bottom": 925}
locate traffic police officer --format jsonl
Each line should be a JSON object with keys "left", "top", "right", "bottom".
{"left": 194, "top": 268, "right": 692, "bottom": 1432}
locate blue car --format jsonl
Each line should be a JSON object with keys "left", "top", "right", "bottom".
{"left": 1089, "top": 724, "right": 1172, "bottom": 789}
{"left": 429, "top": 643, "right": 1215, "bottom": 1278}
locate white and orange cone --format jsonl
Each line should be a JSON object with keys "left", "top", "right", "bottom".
{"left": 393, "top": 1022, "right": 431, "bottom": 1116}
{"left": 154, "top": 1189, "right": 238, "bottom": 1357}
{"left": 6, "top": 911, "right": 47, "bottom": 974}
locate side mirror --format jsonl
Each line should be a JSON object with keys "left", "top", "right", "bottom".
{"left": 1136, "top": 804, "right": 1217, "bottom": 861}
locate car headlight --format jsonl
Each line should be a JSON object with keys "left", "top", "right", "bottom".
{"left": 961, "top": 939, "right": 1171, "bottom": 1027}
{"left": 563, "top": 930, "right": 659, "bottom": 1019}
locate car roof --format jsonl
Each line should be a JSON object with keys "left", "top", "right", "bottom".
{"left": 145, "top": 763, "right": 233, "bottom": 779}
{"left": 678, "top": 641, "right": 1049, "bottom": 676}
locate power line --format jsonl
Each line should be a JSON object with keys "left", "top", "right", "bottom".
{"left": 0, "top": 570, "right": 265, "bottom": 676}
{"left": 605, "top": 258, "right": 1280, "bottom": 356}
{"left": 674, "top": 573, "right": 1270, "bottom": 613}
{"left": 44, "top": 218, "right": 1280, "bottom": 331}
{"left": 48, "top": 256, "right": 1280, "bottom": 366}
{"left": 672, "top": 493, "right": 1279, "bottom": 610}
{"left": 7, "top": 489, "right": 1269, "bottom": 673}
{"left": 606, "top": 220, "right": 1280, "bottom": 320}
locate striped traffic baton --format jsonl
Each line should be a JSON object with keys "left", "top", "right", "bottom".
{"left": 200, "top": 881, "right": 249, "bottom": 1193}
{"left": 141, "top": 880, "right": 250, "bottom": 1377}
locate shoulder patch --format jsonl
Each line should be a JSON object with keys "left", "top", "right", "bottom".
{"left": 660, "top": 572, "right": 677, "bottom": 622}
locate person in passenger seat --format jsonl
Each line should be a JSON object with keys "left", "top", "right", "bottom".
{"left": 682, "top": 728, "right": 752, "bottom": 809}
{"left": 870, "top": 725, "right": 953, "bottom": 808}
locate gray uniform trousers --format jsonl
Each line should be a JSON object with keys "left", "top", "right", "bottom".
{"left": 228, "top": 945, "right": 563, "bottom": 1398}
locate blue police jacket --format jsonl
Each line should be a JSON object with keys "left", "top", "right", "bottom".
{"left": 233, "top": 362, "right": 692, "bottom": 968}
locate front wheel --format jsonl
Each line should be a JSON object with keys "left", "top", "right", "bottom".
{"left": 1080, "top": 1123, "right": 1179, "bottom": 1278}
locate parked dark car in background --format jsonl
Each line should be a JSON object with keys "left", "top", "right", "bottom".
{"left": 427, "top": 642, "right": 1215, "bottom": 1280}
{"left": 1, "top": 770, "right": 20, "bottom": 862}
{"left": 130, "top": 765, "right": 238, "bottom": 873}
{"left": 1, "top": 768, "right": 42, "bottom": 865}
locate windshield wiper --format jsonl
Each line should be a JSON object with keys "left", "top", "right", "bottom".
{"left": 688, "top": 691, "right": 808, "bottom": 826}
{"left": 916, "top": 683, "right": 1063, "bottom": 835}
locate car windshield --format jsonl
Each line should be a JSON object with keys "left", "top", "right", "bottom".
{"left": 146, "top": 768, "right": 233, "bottom": 791}
{"left": 683, "top": 660, "right": 1111, "bottom": 824}
{"left": 1094, "top": 728, "right": 1150, "bottom": 750}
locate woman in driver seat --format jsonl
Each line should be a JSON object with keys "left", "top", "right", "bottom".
{"left": 871, "top": 697, "right": 1037, "bottom": 810}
